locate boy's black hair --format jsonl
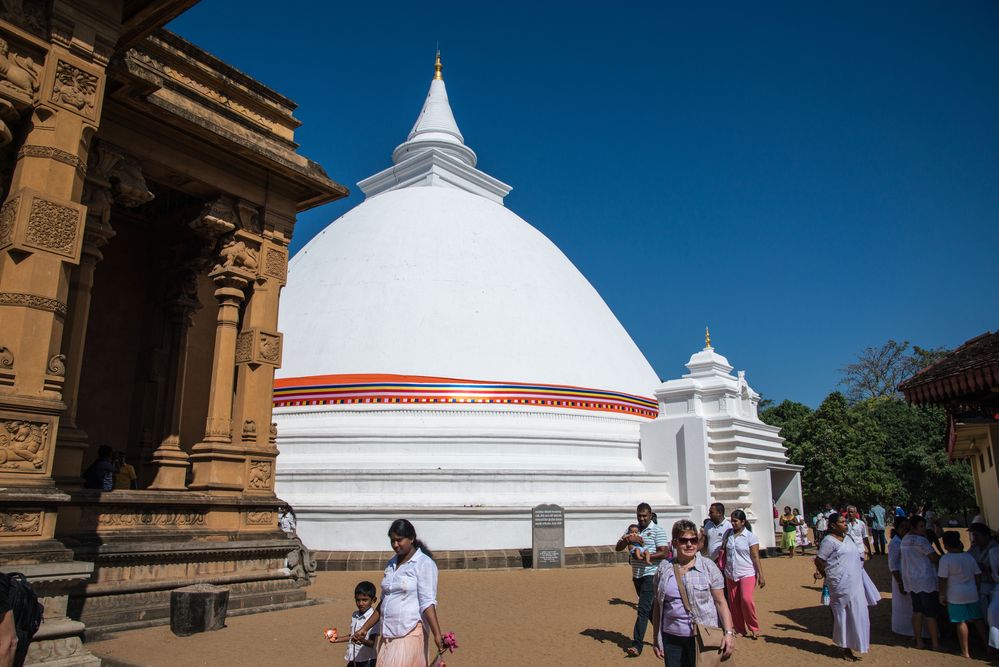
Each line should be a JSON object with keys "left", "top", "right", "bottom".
{"left": 628, "top": 523, "right": 639, "bottom": 531}
{"left": 354, "top": 580, "right": 376, "bottom": 598}
{"left": 942, "top": 530, "right": 963, "bottom": 551}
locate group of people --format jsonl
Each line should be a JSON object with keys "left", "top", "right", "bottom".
{"left": 889, "top": 514, "right": 999, "bottom": 659}
{"left": 81, "top": 444, "right": 137, "bottom": 491}
{"left": 616, "top": 502, "right": 764, "bottom": 665}
{"left": 325, "top": 518, "right": 448, "bottom": 667}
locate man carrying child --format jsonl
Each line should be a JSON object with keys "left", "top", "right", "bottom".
{"left": 615, "top": 502, "right": 670, "bottom": 657}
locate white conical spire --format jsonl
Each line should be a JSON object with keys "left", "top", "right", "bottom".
{"left": 392, "top": 52, "right": 477, "bottom": 167}
{"left": 360, "top": 52, "right": 511, "bottom": 204}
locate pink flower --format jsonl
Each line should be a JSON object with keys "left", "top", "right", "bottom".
{"left": 442, "top": 631, "right": 458, "bottom": 652}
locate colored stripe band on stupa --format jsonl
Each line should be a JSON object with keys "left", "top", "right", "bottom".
{"left": 273, "top": 373, "right": 658, "bottom": 418}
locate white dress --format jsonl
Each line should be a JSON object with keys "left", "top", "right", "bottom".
{"left": 818, "top": 535, "right": 877, "bottom": 653}
{"left": 888, "top": 535, "right": 914, "bottom": 636}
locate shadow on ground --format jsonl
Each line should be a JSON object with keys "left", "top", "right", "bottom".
{"left": 608, "top": 597, "right": 637, "bottom": 610}
{"left": 579, "top": 628, "right": 634, "bottom": 651}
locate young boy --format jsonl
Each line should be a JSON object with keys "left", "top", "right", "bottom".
{"left": 938, "top": 531, "right": 988, "bottom": 658}
{"left": 328, "top": 581, "right": 379, "bottom": 666}
{"left": 624, "top": 524, "right": 652, "bottom": 565}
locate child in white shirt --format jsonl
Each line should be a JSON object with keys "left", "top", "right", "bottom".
{"left": 938, "top": 531, "right": 987, "bottom": 658}
{"left": 327, "top": 581, "right": 380, "bottom": 666}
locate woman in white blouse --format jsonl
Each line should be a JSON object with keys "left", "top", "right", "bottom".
{"left": 353, "top": 519, "right": 445, "bottom": 666}
{"left": 721, "top": 509, "right": 765, "bottom": 639}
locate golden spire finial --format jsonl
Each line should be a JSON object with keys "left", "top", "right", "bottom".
{"left": 705, "top": 326, "right": 712, "bottom": 349}
{"left": 434, "top": 49, "right": 443, "bottom": 81}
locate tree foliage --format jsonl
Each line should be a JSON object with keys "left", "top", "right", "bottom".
{"left": 838, "top": 339, "right": 949, "bottom": 403}
{"left": 760, "top": 393, "right": 975, "bottom": 512}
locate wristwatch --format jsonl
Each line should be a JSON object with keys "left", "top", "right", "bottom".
{"left": 724, "top": 629, "right": 736, "bottom": 636}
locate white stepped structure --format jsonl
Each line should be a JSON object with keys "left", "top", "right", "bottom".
{"left": 640, "top": 335, "right": 803, "bottom": 548}
{"left": 273, "top": 55, "right": 688, "bottom": 551}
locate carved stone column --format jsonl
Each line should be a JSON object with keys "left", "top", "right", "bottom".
{"left": 147, "top": 266, "right": 199, "bottom": 490}
{"left": 53, "top": 143, "right": 152, "bottom": 488}
{"left": 188, "top": 229, "right": 258, "bottom": 495}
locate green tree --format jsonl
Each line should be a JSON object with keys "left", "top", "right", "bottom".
{"left": 860, "top": 397, "right": 974, "bottom": 511}
{"left": 762, "top": 393, "right": 902, "bottom": 509}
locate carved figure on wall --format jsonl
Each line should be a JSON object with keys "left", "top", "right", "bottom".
{"left": 0, "top": 346, "right": 12, "bottom": 368}
{"left": 0, "top": 0, "right": 47, "bottom": 36}
{"left": 0, "top": 511, "right": 40, "bottom": 533}
{"left": 214, "top": 238, "right": 258, "bottom": 273}
{"left": 287, "top": 540, "right": 317, "bottom": 582}
{"left": 110, "top": 157, "right": 154, "bottom": 208}
{"left": 0, "top": 37, "right": 39, "bottom": 94}
{"left": 242, "top": 420, "right": 256, "bottom": 436}
{"left": 259, "top": 335, "right": 280, "bottom": 363}
{"left": 51, "top": 61, "right": 98, "bottom": 112}
{"left": 0, "top": 419, "right": 45, "bottom": 468}
{"left": 247, "top": 460, "right": 271, "bottom": 489}
{"left": 47, "top": 353, "right": 65, "bottom": 376}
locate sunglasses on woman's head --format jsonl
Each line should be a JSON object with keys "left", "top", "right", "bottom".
{"left": 675, "top": 537, "right": 698, "bottom": 545}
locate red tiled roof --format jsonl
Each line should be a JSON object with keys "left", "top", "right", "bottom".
{"left": 900, "top": 331, "right": 999, "bottom": 405}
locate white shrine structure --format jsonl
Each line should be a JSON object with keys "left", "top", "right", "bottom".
{"left": 273, "top": 56, "right": 801, "bottom": 553}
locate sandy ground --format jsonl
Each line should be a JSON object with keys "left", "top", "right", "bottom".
{"left": 88, "top": 550, "right": 997, "bottom": 666}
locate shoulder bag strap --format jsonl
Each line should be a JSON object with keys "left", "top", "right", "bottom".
{"left": 672, "top": 563, "right": 695, "bottom": 622}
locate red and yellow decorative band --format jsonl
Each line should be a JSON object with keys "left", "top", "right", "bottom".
{"left": 273, "top": 374, "right": 658, "bottom": 419}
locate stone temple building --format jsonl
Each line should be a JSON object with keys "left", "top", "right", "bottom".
{"left": 0, "top": 1, "right": 346, "bottom": 664}
{"left": 274, "top": 57, "right": 802, "bottom": 565}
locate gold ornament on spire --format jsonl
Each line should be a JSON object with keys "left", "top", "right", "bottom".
{"left": 705, "top": 326, "right": 712, "bottom": 348}
{"left": 434, "top": 50, "right": 443, "bottom": 81}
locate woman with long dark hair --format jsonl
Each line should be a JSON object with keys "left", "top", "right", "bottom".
{"left": 352, "top": 519, "right": 445, "bottom": 666}
{"left": 721, "top": 509, "right": 765, "bottom": 639}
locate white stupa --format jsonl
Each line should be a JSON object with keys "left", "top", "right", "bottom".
{"left": 273, "top": 55, "right": 691, "bottom": 551}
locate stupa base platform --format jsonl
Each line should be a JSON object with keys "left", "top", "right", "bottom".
{"left": 312, "top": 544, "right": 634, "bottom": 571}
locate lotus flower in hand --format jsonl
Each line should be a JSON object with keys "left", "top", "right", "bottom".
{"left": 323, "top": 627, "right": 338, "bottom": 643}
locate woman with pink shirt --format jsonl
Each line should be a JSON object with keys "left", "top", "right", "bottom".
{"left": 651, "top": 519, "right": 736, "bottom": 666}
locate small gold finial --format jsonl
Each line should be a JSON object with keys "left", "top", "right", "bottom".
{"left": 705, "top": 326, "right": 712, "bottom": 348}
{"left": 434, "top": 50, "right": 443, "bottom": 81}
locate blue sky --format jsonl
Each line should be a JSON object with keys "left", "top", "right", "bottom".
{"left": 170, "top": 1, "right": 999, "bottom": 407}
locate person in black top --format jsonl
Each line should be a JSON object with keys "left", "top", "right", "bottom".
{"left": 0, "top": 575, "right": 16, "bottom": 667}
{"left": 82, "top": 445, "right": 115, "bottom": 491}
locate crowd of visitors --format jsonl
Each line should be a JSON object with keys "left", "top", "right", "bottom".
{"left": 615, "top": 500, "right": 999, "bottom": 665}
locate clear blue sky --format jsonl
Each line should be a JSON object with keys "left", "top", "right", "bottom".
{"left": 169, "top": 1, "right": 999, "bottom": 407}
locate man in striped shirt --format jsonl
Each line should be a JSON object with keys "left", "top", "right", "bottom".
{"left": 616, "top": 502, "right": 670, "bottom": 657}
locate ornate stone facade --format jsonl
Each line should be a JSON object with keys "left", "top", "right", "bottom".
{"left": 0, "top": 1, "right": 347, "bottom": 662}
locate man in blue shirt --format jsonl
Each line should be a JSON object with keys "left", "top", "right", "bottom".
{"left": 615, "top": 502, "right": 670, "bottom": 657}
{"left": 868, "top": 502, "right": 887, "bottom": 555}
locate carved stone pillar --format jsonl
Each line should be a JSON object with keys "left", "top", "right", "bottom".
{"left": 53, "top": 142, "right": 153, "bottom": 488}
{"left": 188, "top": 230, "right": 258, "bottom": 495}
{"left": 147, "top": 267, "right": 199, "bottom": 491}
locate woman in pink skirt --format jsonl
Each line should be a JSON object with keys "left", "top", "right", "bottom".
{"left": 353, "top": 519, "right": 445, "bottom": 666}
{"left": 721, "top": 509, "right": 766, "bottom": 639}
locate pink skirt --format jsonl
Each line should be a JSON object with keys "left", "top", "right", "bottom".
{"left": 378, "top": 621, "right": 428, "bottom": 667}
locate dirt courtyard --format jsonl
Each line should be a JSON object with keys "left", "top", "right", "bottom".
{"left": 89, "top": 552, "right": 995, "bottom": 666}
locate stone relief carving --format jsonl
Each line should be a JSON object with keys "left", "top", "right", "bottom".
{"left": 190, "top": 197, "right": 237, "bottom": 238}
{"left": 0, "top": 418, "right": 47, "bottom": 470}
{"left": 247, "top": 460, "right": 272, "bottom": 490}
{"left": 234, "top": 199, "right": 261, "bottom": 234}
{"left": 0, "top": 511, "right": 41, "bottom": 534}
{"left": 245, "top": 510, "right": 273, "bottom": 525}
{"left": 258, "top": 334, "right": 280, "bottom": 364}
{"left": 0, "top": 37, "right": 39, "bottom": 95}
{"left": 0, "top": 291, "right": 66, "bottom": 316}
{"left": 110, "top": 156, "right": 154, "bottom": 208}
{"left": 24, "top": 198, "right": 79, "bottom": 255}
{"left": 263, "top": 248, "right": 287, "bottom": 281}
{"left": 269, "top": 423, "right": 278, "bottom": 445}
{"left": 0, "top": 346, "right": 12, "bottom": 368}
{"left": 242, "top": 420, "right": 256, "bottom": 436}
{"left": 0, "top": 0, "right": 47, "bottom": 36}
{"left": 0, "top": 195, "right": 17, "bottom": 246}
{"left": 82, "top": 507, "right": 207, "bottom": 527}
{"left": 83, "top": 143, "right": 154, "bottom": 230}
{"left": 287, "top": 542, "right": 317, "bottom": 582}
{"left": 50, "top": 60, "right": 98, "bottom": 114}
{"left": 47, "top": 353, "right": 65, "bottom": 376}
{"left": 234, "top": 331, "right": 252, "bottom": 364}
{"left": 214, "top": 238, "right": 258, "bottom": 273}
{"left": 18, "top": 145, "right": 84, "bottom": 171}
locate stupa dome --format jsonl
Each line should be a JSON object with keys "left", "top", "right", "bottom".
{"left": 273, "top": 55, "right": 672, "bottom": 552}
{"left": 277, "top": 185, "right": 659, "bottom": 397}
